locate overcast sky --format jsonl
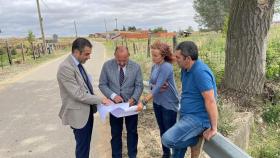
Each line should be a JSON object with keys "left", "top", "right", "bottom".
{"left": 0, "top": 0, "right": 279, "bottom": 38}
{"left": 0, "top": 0, "right": 198, "bottom": 37}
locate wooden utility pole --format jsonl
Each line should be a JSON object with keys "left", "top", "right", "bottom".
{"left": 115, "top": 18, "right": 118, "bottom": 30}
{"left": 36, "top": 0, "right": 46, "bottom": 54}
{"left": 104, "top": 19, "right": 108, "bottom": 41}
{"left": 74, "top": 21, "right": 78, "bottom": 38}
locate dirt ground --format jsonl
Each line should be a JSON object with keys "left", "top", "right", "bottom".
{"left": 121, "top": 107, "right": 164, "bottom": 158}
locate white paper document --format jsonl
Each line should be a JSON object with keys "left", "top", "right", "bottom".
{"left": 97, "top": 102, "right": 138, "bottom": 122}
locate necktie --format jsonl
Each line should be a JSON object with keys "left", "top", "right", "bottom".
{"left": 119, "top": 67, "right": 124, "bottom": 86}
{"left": 78, "top": 64, "right": 93, "bottom": 94}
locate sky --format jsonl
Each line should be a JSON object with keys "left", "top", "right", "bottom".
{"left": 0, "top": 0, "right": 279, "bottom": 38}
{"left": 0, "top": 0, "right": 198, "bottom": 37}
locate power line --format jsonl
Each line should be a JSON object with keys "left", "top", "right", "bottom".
{"left": 41, "top": 0, "right": 51, "bottom": 11}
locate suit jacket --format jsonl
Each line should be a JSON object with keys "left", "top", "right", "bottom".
{"left": 99, "top": 59, "right": 143, "bottom": 103}
{"left": 57, "top": 55, "right": 102, "bottom": 129}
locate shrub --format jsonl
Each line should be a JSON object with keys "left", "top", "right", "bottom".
{"left": 0, "top": 48, "right": 5, "bottom": 55}
{"left": 262, "top": 103, "right": 280, "bottom": 125}
{"left": 11, "top": 48, "right": 17, "bottom": 56}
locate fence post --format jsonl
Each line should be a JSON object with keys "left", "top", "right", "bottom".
{"left": 133, "top": 42, "right": 136, "bottom": 54}
{"left": 41, "top": 43, "right": 45, "bottom": 55}
{"left": 147, "top": 34, "right": 151, "bottom": 57}
{"left": 125, "top": 36, "right": 128, "bottom": 48}
{"left": 21, "top": 43, "right": 25, "bottom": 62}
{"left": 31, "top": 43, "right": 36, "bottom": 60}
{"left": 1, "top": 53, "right": 3, "bottom": 70}
{"left": 37, "top": 44, "right": 41, "bottom": 58}
{"left": 173, "top": 35, "right": 177, "bottom": 53}
{"left": 5, "top": 41, "right": 12, "bottom": 65}
{"left": 115, "top": 40, "right": 118, "bottom": 47}
{"left": 47, "top": 44, "right": 51, "bottom": 54}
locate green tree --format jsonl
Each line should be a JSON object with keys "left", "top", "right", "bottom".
{"left": 27, "top": 30, "right": 35, "bottom": 45}
{"left": 186, "top": 26, "right": 194, "bottom": 32}
{"left": 276, "top": 0, "right": 280, "bottom": 13}
{"left": 127, "top": 26, "right": 136, "bottom": 31}
{"left": 193, "top": 0, "right": 230, "bottom": 32}
{"left": 150, "top": 27, "right": 167, "bottom": 33}
{"left": 11, "top": 48, "right": 17, "bottom": 56}
{"left": 121, "top": 25, "right": 126, "bottom": 31}
{"left": 0, "top": 48, "right": 4, "bottom": 55}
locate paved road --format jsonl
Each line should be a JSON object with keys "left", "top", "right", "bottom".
{"left": 0, "top": 42, "right": 111, "bottom": 158}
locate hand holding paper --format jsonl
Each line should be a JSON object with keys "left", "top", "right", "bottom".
{"left": 97, "top": 102, "right": 139, "bottom": 122}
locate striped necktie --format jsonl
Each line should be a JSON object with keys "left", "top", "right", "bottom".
{"left": 119, "top": 67, "right": 124, "bottom": 86}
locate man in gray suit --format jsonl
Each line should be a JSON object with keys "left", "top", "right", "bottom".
{"left": 57, "top": 38, "right": 112, "bottom": 158}
{"left": 99, "top": 46, "right": 144, "bottom": 158}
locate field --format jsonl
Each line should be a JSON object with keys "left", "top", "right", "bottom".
{"left": 102, "top": 25, "right": 280, "bottom": 157}
{"left": 0, "top": 37, "right": 73, "bottom": 82}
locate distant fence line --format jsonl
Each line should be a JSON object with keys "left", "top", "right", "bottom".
{"left": 0, "top": 41, "right": 71, "bottom": 69}
{"left": 111, "top": 35, "right": 225, "bottom": 65}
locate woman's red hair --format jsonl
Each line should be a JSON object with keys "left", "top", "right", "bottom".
{"left": 151, "top": 40, "right": 175, "bottom": 63}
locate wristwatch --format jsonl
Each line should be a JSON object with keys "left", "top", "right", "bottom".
{"left": 141, "top": 99, "right": 147, "bottom": 110}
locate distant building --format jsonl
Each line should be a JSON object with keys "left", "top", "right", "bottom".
{"left": 90, "top": 30, "right": 178, "bottom": 40}
{"left": 153, "top": 32, "right": 176, "bottom": 38}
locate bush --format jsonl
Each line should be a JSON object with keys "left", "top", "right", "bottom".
{"left": 258, "top": 146, "right": 280, "bottom": 158}
{"left": 262, "top": 103, "right": 280, "bottom": 125}
{"left": 0, "top": 48, "right": 5, "bottom": 55}
{"left": 266, "top": 35, "right": 280, "bottom": 80}
{"left": 11, "top": 48, "right": 17, "bottom": 56}
{"left": 251, "top": 144, "right": 280, "bottom": 158}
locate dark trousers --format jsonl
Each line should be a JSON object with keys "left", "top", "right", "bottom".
{"left": 72, "top": 107, "right": 94, "bottom": 158}
{"left": 153, "top": 102, "right": 177, "bottom": 158}
{"left": 110, "top": 113, "right": 138, "bottom": 158}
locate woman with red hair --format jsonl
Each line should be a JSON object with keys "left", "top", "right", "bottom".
{"left": 137, "top": 40, "right": 179, "bottom": 158}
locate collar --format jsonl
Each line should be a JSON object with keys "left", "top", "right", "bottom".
{"left": 71, "top": 54, "right": 80, "bottom": 66}
{"left": 186, "top": 59, "right": 201, "bottom": 73}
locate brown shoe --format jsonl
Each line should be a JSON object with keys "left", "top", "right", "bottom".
{"left": 191, "top": 136, "right": 205, "bottom": 158}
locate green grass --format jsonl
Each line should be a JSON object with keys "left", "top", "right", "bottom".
{"left": 102, "top": 26, "right": 280, "bottom": 87}
{"left": 249, "top": 123, "right": 280, "bottom": 158}
{"left": 0, "top": 47, "right": 70, "bottom": 82}
{"left": 101, "top": 25, "right": 280, "bottom": 157}
{"left": 103, "top": 32, "right": 226, "bottom": 88}
{"left": 266, "top": 26, "right": 280, "bottom": 81}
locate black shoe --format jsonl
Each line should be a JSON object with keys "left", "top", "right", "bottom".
{"left": 162, "top": 155, "right": 170, "bottom": 158}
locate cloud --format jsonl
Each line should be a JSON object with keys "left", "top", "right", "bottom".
{"left": 0, "top": 0, "right": 198, "bottom": 37}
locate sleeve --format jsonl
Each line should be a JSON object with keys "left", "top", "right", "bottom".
{"left": 194, "top": 70, "right": 214, "bottom": 93}
{"left": 131, "top": 65, "right": 144, "bottom": 102}
{"left": 57, "top": 65, "right": 102, "bottom": 105}
{"left": 98, "top": 62, "right": 116, "bottom": 98}
{"left": 110, "top": 93, "right": 117, "bottom": 100}
{"left": 151, "top": 64, "right": 172, "bottom": 95}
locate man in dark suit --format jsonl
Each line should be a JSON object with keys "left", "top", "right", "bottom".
{"left": 99, "top": 46, "right": 144, "bottom": 158}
